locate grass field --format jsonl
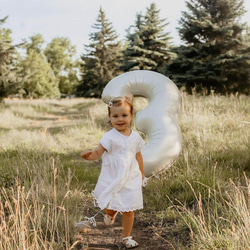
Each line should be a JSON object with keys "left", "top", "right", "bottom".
{"left": 0, "top": 93, "right": 249, "bottom": 249}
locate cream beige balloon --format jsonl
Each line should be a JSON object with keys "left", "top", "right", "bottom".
{"left": 102, "top": 70, "right": 182, "bottom": 177}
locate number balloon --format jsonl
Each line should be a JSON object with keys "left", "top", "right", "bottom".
{"left": 102, "top": 70, "right": 182, "bottom": 177}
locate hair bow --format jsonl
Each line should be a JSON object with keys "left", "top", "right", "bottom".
{"left": 108, "top": 101, "right": 113, "bottom": 108}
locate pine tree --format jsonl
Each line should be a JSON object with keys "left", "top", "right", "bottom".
{"left": 0, "top": 17, "right": 21, "bottom": 102}
{"left": 167, "top": 0, "right": 250, "bottom": 94}
{"left": 77, "top": 8, "right": 121, "bottom": 98}
{"left": 120, "top": 13, "right": 145, "bottom": 71}
{"left": 143, "top": 3, "right": 175, "bottom": 72}
{"left": 121, "top": 3, "right": 174, "bottom": 73}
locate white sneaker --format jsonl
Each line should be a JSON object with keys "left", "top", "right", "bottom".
{"left": 75, "top": 216, "right": 96, "bottom": 232}
{"left": 122, "top": 236, "right": 139, "bottom": 248}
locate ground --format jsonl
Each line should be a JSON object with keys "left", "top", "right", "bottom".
{"left": 74, "top": 213, "right": 175, "bottom": 250}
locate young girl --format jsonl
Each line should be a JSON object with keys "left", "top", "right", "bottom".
{"left": 81, "top": 95, "right": 145, "bottom": 249}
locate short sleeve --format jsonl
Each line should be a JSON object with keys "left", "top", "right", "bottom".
{"left": 136, "top": 133, "right": 145, "bottom": 152}
{"left": 99, "top": 132, "right": 111, "bottom": 152}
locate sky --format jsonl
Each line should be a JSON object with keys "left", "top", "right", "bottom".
{"left": 1, "top": 0, "right": 250, "bottom": 57}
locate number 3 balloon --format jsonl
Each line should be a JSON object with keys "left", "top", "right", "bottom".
{"left": 102, "top": 70, "right": 182, "bottom": 177}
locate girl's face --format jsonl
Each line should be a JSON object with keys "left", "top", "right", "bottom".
{"left": 109, "top": 103, "right": 133, "bottom": 135}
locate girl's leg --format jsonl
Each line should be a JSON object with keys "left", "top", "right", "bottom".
{"left": 122, "top": 211, "right": 134, "bottom": 238}
{"left": 104, "top": 208, "right": 117, "bottom": 217}
{"left": 104, "top": 208, "right": 118, "bottom": 226}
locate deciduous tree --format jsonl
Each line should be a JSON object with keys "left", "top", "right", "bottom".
{"left": 20, "top": 34, "right": 59, "bottom": 98}
{"left": 0, "top": 16, "right": 21, "bottom": 101}
{"left": 45, "top": 37, "right": 79, "bottom": 95}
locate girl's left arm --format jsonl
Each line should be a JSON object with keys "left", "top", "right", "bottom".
{"left": 136, "top": 151, "right": 144, "bottom": 180}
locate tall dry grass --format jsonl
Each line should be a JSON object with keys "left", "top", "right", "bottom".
{"left": 174, "top": 175, "right": 250, "bottom": 249}
{"left": 142, "top": 93, "right": 250, "bottom": 249}
{"left": 0, "top": 158, "right": 86, "bottom": 249}
{"left": 0, "top": 94, "right": 249, "bottom": 249}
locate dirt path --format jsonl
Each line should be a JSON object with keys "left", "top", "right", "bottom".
{"left": 74, "top": 213, "right": 174, "bottom": 250}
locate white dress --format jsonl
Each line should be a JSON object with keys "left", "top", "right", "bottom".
{"left": 92, "top": 128, "right": 145, "bottom": 212}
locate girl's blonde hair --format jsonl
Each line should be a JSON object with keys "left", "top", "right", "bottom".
{"left": 108, "top": 94, "right": 134, "bottom": 117}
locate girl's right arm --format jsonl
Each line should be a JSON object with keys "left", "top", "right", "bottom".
{"left": 81, "top": 144, "right": 105, "bottom": 161}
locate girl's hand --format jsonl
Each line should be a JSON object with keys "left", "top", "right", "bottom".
{"left": 80, "top": 150, "right": 92, "bottom": 159}
{"left": 80, "top": 144, "right": 105, "bottom": 161}
{"left": 142, "top": 177, "right": 148, "bottom": 187}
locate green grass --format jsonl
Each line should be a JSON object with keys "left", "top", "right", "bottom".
{"left": 0, "top": 94, "right": 249, "bottom": 249}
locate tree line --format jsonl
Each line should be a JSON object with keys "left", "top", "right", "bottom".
{"left": 0, "top": 0, "right": 249, "bottom": 101}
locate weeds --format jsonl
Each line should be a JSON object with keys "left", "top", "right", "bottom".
{"left": 0, "top": 159, "right": 88, "bottom": 249}
{"left": 0, "top": 94, "right": 249, "bottom": 249}
{"left": 171, "top": 174, "right": 250, "bottom": 249}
